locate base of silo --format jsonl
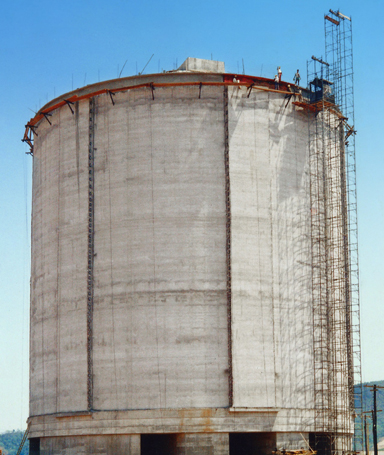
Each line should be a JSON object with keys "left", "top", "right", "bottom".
{"left": 31, "top": 435, "right": 141, "bottom": 455}
{"left": 30, "top": 433, "right": 306, "bottom": 455}
{"left": 28, "top": 408, "right": 350, "bottom": 454}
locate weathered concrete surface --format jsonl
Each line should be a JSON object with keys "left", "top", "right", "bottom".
{"left": 175, "top": 433, "right": 229, "bottom": 455}
{"left": 31, "top": 81, "right": 229, "bottom": 419}
{"left": 92, "top": 85, "right": 228, "bottom": 410}
{"left": 228, "top": 87, "right": 314, "bottom": 410}
{"left": 39, "top": 434, "right": 140, "bottom": 455}
{"left": 178, "top": 57, "right": 225, "bottom": 73}
{"left": 276, "top": 432, "right": 309, "bottom": 450}
{"left": 28, "top": 408, "right": 318, "bottom": 438}
{"left": 31, "top": 99, "right": 89, "bottom": 416}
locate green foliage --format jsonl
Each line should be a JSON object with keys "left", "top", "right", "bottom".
{"left": 0, "top": 430, "right": 29, "bottom": 455}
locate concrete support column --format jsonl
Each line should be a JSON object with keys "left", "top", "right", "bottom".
{"left": 39, "top": 434, "right": 141, "bottom": 455}
{"left": 276, "top": 433, "right": 309, "bottom": 451}
{"left": 175, "top": 433, "right": 229, "bottom": 455}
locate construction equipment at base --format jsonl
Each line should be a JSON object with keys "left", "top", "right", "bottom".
{"left": 272, "top": 450, "right": 316, "bottom": 455}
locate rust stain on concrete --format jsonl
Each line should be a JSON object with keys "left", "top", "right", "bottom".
{"left": 200, "top": 408, "right": 213, "bottom": 432}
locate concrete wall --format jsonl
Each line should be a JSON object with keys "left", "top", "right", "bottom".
{"left": 39, "top": 435, "right": 140, "bottom": 455}
{"left": 92, "top": 85, "right": 229, "bottom": 410}
{"left": 30, "top": 82, "right": 229, "bottom": 417}
{"left": 228, "top": 87, "right": 313, "bottom": 410}
{"left": 31, "top": 100, "right": 89, "bottom": 416}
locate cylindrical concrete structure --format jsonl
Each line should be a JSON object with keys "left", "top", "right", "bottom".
{"left": 27, "top": 60, "right": 354, "bottom": 455}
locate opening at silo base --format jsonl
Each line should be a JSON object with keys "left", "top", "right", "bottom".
{"left": 29, "top": 438, "right": 40, "bottom": 455}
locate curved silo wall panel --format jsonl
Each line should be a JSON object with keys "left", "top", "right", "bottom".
{"left": 228, "top": 87, "right": 314, "bottom": 410}
{"left": 30, "top": 101, "right": 90, "bottom": 416}
{"left": 91, "top": 85, "right": 229, "bottom": 411}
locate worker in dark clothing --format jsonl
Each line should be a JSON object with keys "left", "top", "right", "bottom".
{"left": 293, "top": 69, "right": 301, "bottom": 86}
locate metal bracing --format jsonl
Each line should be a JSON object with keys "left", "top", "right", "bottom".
{"left": 87, "top": 97, "right": 96, "bottom": 411}
{"left": 325, "top": 9, "right": 363, "bottom": 453}
{"left": 305, "top": 9, "right": 361, "bottom": 455}
{"left": 223, "top": 86, "right": 233, "bottom": 406}
{"left": 307, "top": 60, "right": 353, "bottom": 455}
{"left": 307, "top": 57, "right": 328, "bottom": 434}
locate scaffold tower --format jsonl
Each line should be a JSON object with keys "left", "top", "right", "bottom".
{"left": 307, "top": 54, "right": 351, "bottom": 455}
{"left": 305, "top": 9, "right": 362, "bottom": 455}
{"left": 324, "top": 9, "right": 363, "bottom": 453}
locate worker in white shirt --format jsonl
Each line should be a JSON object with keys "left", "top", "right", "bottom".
{"left": 274, "top": 74, "right": 279, "bottom": 90}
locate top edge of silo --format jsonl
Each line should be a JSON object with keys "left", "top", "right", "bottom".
{"left": 37, "top": 57, "right": 274, "bottom": 113}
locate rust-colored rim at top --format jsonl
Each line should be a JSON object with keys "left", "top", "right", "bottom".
{"left": 22, "top": 73, "right": 302, "bottom": 153}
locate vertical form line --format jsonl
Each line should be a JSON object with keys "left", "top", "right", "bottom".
{"left": 223, "top": 85, "right": 233, "bottom": 406}
{"left": 87, "top": 97, "right": 96, "bottom": 411}
{"left": 41, "top": 123, "right": 46, "bottom": 413}
{"left": 106, "top": 110, "right": 118, "bottom": 408}
{"left": 56, "top": 109, "right": 61, "bottom": 412}
{"left": 27, "top": 147, "right": 34, "bottom": 412}
{"left": 148, "top": 99, "right": 163, "bottom": 413}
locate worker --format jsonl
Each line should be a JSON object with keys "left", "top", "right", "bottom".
{"left": 274, "top": 74, "right": 279, "bottom": 90}
{"left": 293, "top": 69, "right": 301, "bottom": 86}
{"left": 277, "top": 66, "right": 282, "bottom": 82}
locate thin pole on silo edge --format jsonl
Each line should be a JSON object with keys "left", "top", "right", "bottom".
{"left": 364, "top": 384, "right": 384, "bottom": 455}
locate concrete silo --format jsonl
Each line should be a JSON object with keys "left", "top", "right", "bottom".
{"left": 25, "top": 57, "right": 356, "bottom": 455}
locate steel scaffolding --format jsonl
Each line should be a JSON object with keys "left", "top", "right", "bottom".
{"left": 307, "top": 57, "right": 331, "bottom": 454}
{"left": 325, "top": 9, "right": 363, "bottom": 453}
{"left": 303, "top": 9, "right": 362, "bottom": 455}
{"left": 307, "top": 56, "right": 351, "bottom": 455}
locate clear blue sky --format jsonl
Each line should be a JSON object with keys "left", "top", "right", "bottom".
{"left": 1, "top": 0, "right": 383, "bottom": 433}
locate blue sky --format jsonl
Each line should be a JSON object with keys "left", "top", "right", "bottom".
{"left": 1, "top": 0, "right": 383, "bottom": 433}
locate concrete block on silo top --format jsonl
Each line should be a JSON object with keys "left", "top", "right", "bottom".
{"left": 177, "top": 57, "right": 225, "bottom": 73}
